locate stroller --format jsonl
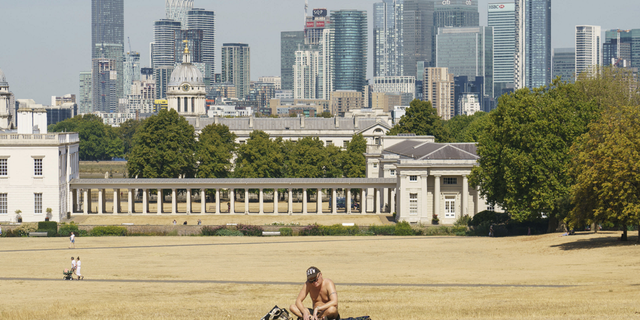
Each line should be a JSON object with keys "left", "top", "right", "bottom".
{"left": 63, "top": 269, "right": 74, "bottom": 280}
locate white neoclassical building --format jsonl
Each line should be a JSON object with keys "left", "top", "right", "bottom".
{"left": 166, "top": 41, "right": 206, "bottom": 116}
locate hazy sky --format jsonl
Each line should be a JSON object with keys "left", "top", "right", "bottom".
{"left": 1, "top": 0, "right": 639, "bottom": 105}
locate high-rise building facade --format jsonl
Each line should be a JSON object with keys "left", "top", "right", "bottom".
{"left": 434, "top": 0, "right": 479, "bottom": 28}
{"left": 221, "top": 43, "right": 251, "bottom": 100}
{"left": 436, "top": 27, "right": 493, "bottom": 98}
{"left": 374, "top": 0, "right": 404, "bottom": 77}
{"left": 552, "top": 48, "right": 575, "bottom": 83}
{"left": 603, "top": 29, "right": 640, "bottom": 68}
{"left": 281, "top": 31, "right": 305, "bottom": 91}
{"left": 92, "top": 58, "right": 118, "bottom": 113}
{"left": 123, "top": 51, "right": 141, "bottom": 97}
{"left": 488, "top": 2, "right": 515, "bottom": 98}
{"left": 331, "top": 10, "right": 368, "bottom": 92}
{"left": 294, "top": 50, "right": 320, "bottom": 99}
{"left": 372, "top": 76, "right": 416, "bottom": 106}
{"left": 153, "top": 19, "right": 182, "bottom": 68}
{"left": 91, "top": 0, "right": 124, "bottom": 59}
{"left": 187, "top": 8, "right": 215, "bottom": 82}
{"left": 575, "top": 25, "right": 601, "bottom": 76}
{"left": 424, "top": 67, "right": 455, "bottom": 120}
{"left": 165, "top": 0, "right": 193, "bottom": 28}
{"left": 515, "top": 0, "right": 552, "bottom": 90}
{"left": 403, "top": 0, "right": 434, "bottom": 78}
{"left": 305, "top": 8, "right": 331, "bottom": 46}
{"left": 173, "top": 29, "right": 204, "bottom": 64}
{"left": 319, "top": 29, "right": 334, "bottom": 100}
{"left": 78, "top": 72, "right": 92, "bottom": 114}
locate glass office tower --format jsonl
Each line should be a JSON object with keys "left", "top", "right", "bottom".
{"left": 221, "top": 43, "right": 251, "bottom": 99}
{"left": 552, "top": 48, "right": 575, "bottom": 83}
{"left": 91, "top": 0, "right": 124, "bottom": 59}
{"left": 331, "top": 10, "right": 368, "bottom": 92}
{"left": 281, "top": 31, "right": 305, "bottom": 91}
{"left": 187, "top": 8, "right": 215, "bottom": 82}
{"left": 603, "top": 29, "right": 640, "bottom": 68}
{"left": 488, "top": 2, "right": 515, "bottom": 98}
{"left": 575, "top": 25, "right": 601, "bottom": 76}
{"left": 524, "top": 0, "right": 551, "bottom": 89}
{"left": 374, "top": 0, "right": 403, "bottom": 77}
{"left": 434, "top": 0, "right": 479, "bottom": 28}
{"left": 165, "top": 0, "right": 194, "bottom": 28}
{"left": 403, "top": 0, "right": 434, "bottom": 79}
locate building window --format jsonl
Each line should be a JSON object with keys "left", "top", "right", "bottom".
{"left": 0, "top": 159, "right": 6, "bottom": 176}
{"left": 487, "top": 205, "right": 495, "bottom": 212}
{"left": 343, "top": 141, "right": 349, "bottom": 148}
{"left": 35, "top": 193, "right": 42, "bottom": 214}
{"left": 409, "top": 193, "right": 418, "bottom": 215}
{"left": 373, "top": 163, "right": 378, "bottom": 169}
{"left": 0, "top": 193, "right": 6, "bottom": 214}
{"left": 390, "top": 169, "right": 395, "bottom": 176}
{"left": 445, "top": 196, "right": 456, "bottom": 218}
{"left": 410, "top": 175, "right": 417, "bottom": 182}
{"left": 34, "top": 158, "right": 43, "bottom": 176}
{"left": 326, "top": 140, "right": 333, "bottom": 146}
{"left": 443, "top": 177, "right": 457, "bottom": 185}
{"left": 374, "top": 137, "right": 381, "bottom": 145}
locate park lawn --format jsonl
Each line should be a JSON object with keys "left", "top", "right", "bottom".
{"left": 0, "top": 232, "right": 639, "bottom": 319}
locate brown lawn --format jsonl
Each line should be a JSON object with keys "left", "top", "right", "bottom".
{"left": 0, "top": 231, "right": 639, "bottom": 319}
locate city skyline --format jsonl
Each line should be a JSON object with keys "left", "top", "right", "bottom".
{"left": 1, "top": 0, "right": 640, "bottom": 105}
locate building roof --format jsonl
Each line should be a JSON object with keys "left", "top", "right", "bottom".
{"left": 383, "top": 140, "right": 479, "bottom": 160}
{"left": 190, "top": 117, "right": 391, "bottom": 132}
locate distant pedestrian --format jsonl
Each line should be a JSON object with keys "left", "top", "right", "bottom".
{"left": 69, "top": 232, "right": 75, "bottom": 249}
{"left": 76, "top": 256, "right": 84, "bottom": 280}
{"left": 489, "top": 225, "right": 494, "bottom": 237}
{"left": 197, "top": 219, "right": 202, "bottom": 225}
{"left": 183, "top": 221, "right": 187, "bottom": 225}
{"left": 227, "top": 202, "right": 231, "bottom": 212}
{"left": 71, "top": 257, "right": 76, "bottom": 277}
{"left": 172, "top": 220, "right": 177, "bottom": 225}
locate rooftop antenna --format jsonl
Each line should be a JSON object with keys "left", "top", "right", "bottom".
{"left": 304, "top": 0, "right": 308, "bottom": 22}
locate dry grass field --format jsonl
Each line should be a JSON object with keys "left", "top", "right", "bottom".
{"left": 1, "top": 231, "right": 640, "bottom": 320}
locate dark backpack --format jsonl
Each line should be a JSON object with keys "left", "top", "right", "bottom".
{"left": 260, "top": 305, "right": 290, "bottom": 320}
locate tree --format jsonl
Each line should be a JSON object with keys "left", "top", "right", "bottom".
{"left": 569, "top": 105, "right": 640, "bottom": 241}
{"left": 234, "top": 131, "right": 283, "bottom": 178}
{"left": 118, "top": 119, "right": 143, "bottom": 156}
{"left": 126, "top": 109, "right": 197, "bottom": 178}
{"left": 195, "top": 124, "right": 237, "bottom": 178}
{"left": 444, "top": 112, "right": 490, "bottom": 142}
{"left": 388, "top": 99, "right": 451, "bottom": 142}
{"left": 318, "top": 111, "right": 332, "bottom": 118}
{"left": 284, "top": 137, "right": 340, "bottom": 178}
{"left": 341, "top": 133, "right": 367, "bottom": 178}
{"left": 470, "top": 79, "right": 599, "bottom": 223}
{"left": 50, "top": 114, "right": 123, "bottom": 161}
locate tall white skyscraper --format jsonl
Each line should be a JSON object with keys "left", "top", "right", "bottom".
{"left": 221, "top": 43, "right": 250, "bottom": 99}
{"left": 488, "top": 2, "right": 515, "bottom": 98}
{"left": 294, "top": 50, "right": 320, "bottom": 99}
{"left": 575, "top": 25, "right": 601, "bottom": 76}
{"left": 514, "top": 0, "right": 551, "bottom": 90}
{"left": 187, "top": 8, "right": 216, "bottom": 82}
{"left": 165, "top": 0, "right": 193, "bottom": 28}
{"left": 373, "top": 0, "right": 404, "bottom": 77}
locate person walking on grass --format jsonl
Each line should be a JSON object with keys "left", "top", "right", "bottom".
{"left": 71, "top": 257, "right": 76, "bottom": 279}
{"left": 290, "top": 267, "right": 340, "bottom": 320}
{"left": 76, "top": 256, "right": 84, "bottom": 280}
{"left": 69, "top": 232, "right": 75, "bottom": 249}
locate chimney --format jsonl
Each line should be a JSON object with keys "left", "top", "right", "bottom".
{"left": 249, "top": 116, "right": 254, "bottom": 128}
{"left": 300, "top": 115, "right": 305, "bottom": 128}
{"left": 17, "top": 107, "right": 33, "bottom": 134}
{"left": 354, "top": 117, "right": 358, "bottom": 129}
{"left": 335, "top": 116, "right": 339, "bottom": 128}
{"left": 33, "top": 108, "right": 48, "bottom": 134}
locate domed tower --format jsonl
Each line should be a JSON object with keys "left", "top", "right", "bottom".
{"left": 0, "top": 68, "right": 13, "bottom": 130}
{"left": 167, "top": 40, "right": 206, "bottom": 116}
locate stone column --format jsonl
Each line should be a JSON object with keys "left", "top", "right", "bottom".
{"left": 259, "top": 188, "right": 264, "bottom": 214}
{"left": 186, "top": 189, "right": 192, "bottom": 214}
{"left": 71, "top": 189, "right": 77, "bottom": 213}
{"left": 142, "top": 189, "right": 148, "bottom": 214}
{"left": 462, "top": 175, "right": 469, "bottom": 219}
{"left": 98, "top": 189, "right": 104, "bottom": 214}
{"left": 332, "top": 189, "right": 337, "bottom": 214}
{"left": 434, "top": 175, "right": 441, "bottom": 221}
{"left": 288, "top": 189, "right": 293, "bottom": 214}
{"left": 230, "top": 189, "right": 235, "bottom": 214}
{"left": 302, "top": 189, "right": 308, "bottom": 214}
{"left": 113, "top": 189, "right": 120, "bottom": 214}
{"left": 274, "top": 189, "right": 279, "bottom": 214}
{"left": 201, "top": 189, "right": 206, "bottom": 214}
{"left": 421, "top": 174, "right": 429, "bottom": 218}
{"left": 389, "top": 189, "right": 395, "bottom": 215}
{"left": 375, "top": 188, "right": 381, "bottom": 214}
{"left": 361, "top": 189, "right": 366, "bottom": 214}
{"left": 128, "top": 189, "right": 133, "bottom": 214}
{"left": 347, "top": 189, "right": 352, "bottom": 214}
{"left": 215, "top": 189, "right": 220, "bottom": 214}
{"left": 157, "top": 189, "right": 163, "bottom": 214}
{"left": 83, "top": 189, "right": 89, "bottom": 214}
{"left": 171, "top": 189, "right": 177, "bottom": 214}
{"left": 317, "top": 188, "right": 323, "bottom": 214}
{"left": 244, "top": 189, "right": 249, "bottom": 214}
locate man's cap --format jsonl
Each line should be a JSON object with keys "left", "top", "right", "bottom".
{"left": 306, "top": 266, "right": 321, "bottom": 281}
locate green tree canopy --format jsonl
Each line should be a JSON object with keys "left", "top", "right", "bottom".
{"left": 388, "top": 99, "right": 451, "bottom": 142}
{"left": 470, "top": 79, "right": 599, "bottom": 222}
{"left": 284, "top": 137, "right": 341, "bottom": 178}
{"left": 126, "top": 109, "right": 197, "bottom": 178}
{"left": 569, "top": 105, "right": 640, "bottom": 241}
{"left": 234, "top": 131, "right": 283, "bottom": 178}
{"left": 195, "top": 123, "right": 237, "bottom": 178}
{"left": 49, "top": 114, "right": 123, "bottom": 161}
{"left": 341, "top": 133, "right": 367, "bottom": 178}
{"left": 444, "top": 112, "right": 490, "bottom": 142}
{"left": 118, "top": 119, "right": 143, "bottom": 156}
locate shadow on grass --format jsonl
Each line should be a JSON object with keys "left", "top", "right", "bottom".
{"left": 551, "top": 232, "right": 639, "bottom": 250}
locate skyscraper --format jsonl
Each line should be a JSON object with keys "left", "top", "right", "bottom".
{"left": 281, "top": 31, "right": 305, "bottom": 91}
{"left": 373, "top": 0, "right": 404, "bottom": 77}
{"left": 92, "top": 0, "right": 124, "bottom": 111}
{"left": 436, "top": 26, "right": 493, "bottom": 98}
{"left": 165, "top": 0, "right": 193, "bottom": 28}
{"left": 603, "top": 29, "right": 640, "bottom": 68}
{"left": 403, "top": 0, "right": 434, "bottom": 79}
{"left": 434, "top": 0, "right": 479, "bottom": 28}
{"left": 187, "top": 8, "right": 215, "bottom": 82}
{"left": 92, "top": 58, "right": 118, "bottom": 113}
{"left": 488, "top": 2, "right": 515, "bottom": 98}
{"left": 305, "top": 8, "right": 331, "bottom": 46}
{"left": 424, "top": 67, "right": 455, "bottom": 120}
{"left": 514, "top": 0, "right": 552, "bottom": 90}
{"left": 294, "top": 50, "right": 320, "bottom": 99}
{"left": 552, "top": 48, "right": 575, "bottom": 83}
{"left": 575, "top": 25, "right": 601, "bottom": 76}
{"left": 94, "top": 43, "right": 124, "bottom": 111}
{"left": 123, "top": 51, "right": 141, "bottom": 97}
{"left": 331, "top": 10, "right": 368, "bottom": 92}
{"left": 78, "top": 72, "right": 93, "bottom": 114}
{"left": 153, "top": 19, "right": 182, "bottom": 68}
{"left": 221, "top": 43, "right": 251, "bottom": 99}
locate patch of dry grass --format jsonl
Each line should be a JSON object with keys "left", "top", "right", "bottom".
{"left": 1, "top": 232, "right": 640, "bottom": 319}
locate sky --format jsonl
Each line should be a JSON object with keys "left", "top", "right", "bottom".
{"left": 1, "top": 0, "right": 640, "bottom": 105}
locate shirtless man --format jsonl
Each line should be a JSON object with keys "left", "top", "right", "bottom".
{"left": 290, "top": 267, "right": 339, "bottom": 320}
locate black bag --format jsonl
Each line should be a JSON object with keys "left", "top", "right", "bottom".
{"left": 260, "top": 305, "right": 290, "bottom": 320}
